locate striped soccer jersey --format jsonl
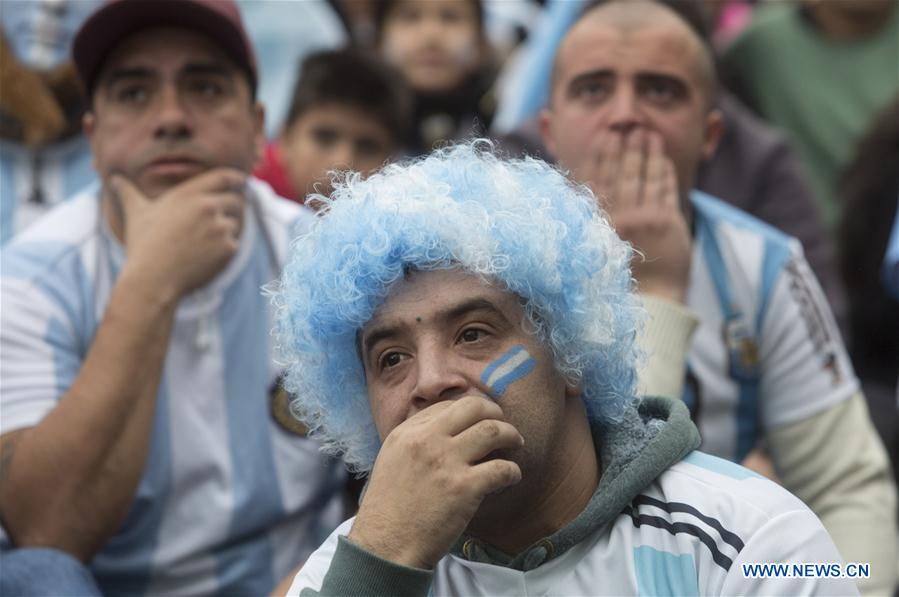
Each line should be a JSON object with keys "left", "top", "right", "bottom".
{"left": 290, "top": 450, "right": 855, "bottom": 595}
{"left": 0, "top": 137, "right": 96, "bottom": 244}
{"left": 684, "top": 191, "right": 858, "bottom": 461}
{"left": 0, "top": 179, "right": 345, "bottom": 595}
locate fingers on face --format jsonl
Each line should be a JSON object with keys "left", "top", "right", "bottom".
{"left": 658, "top": 156, "right": 679, "bottom": 211}
{"left": 437, "top": 394, "right": 505, "bottom": 437}
{"left": 643, "top": 133, "right": 669, "bottom": 207}
{"left": 108, "top": 173, "right": 142, "bottom": 200}
{"left": 594, "top": 130, "right": 623, "bottom": 196}
{"left": 606, "top": 131, "right": 679, "bottom": 214}
{"left": 200, "top": 170, "right": 246, "bottom": 227}
{"left": 454, "top": 418, "right": 524, "bottom": 463}
{"left": 217, "top": 190, "right": 245, "bottom": 221}
{"left": 157, "top": 168, "right": 247, "bottom": 224}
{"left": 616, "top": 129, "right": 649, "bottom": 206}
{"left": 188, "top": 167, "right": 248, "bottom": 194}
{"left": 469, "top": 458, "right": 522, "bottom": 496}
{"left": 218, "top": 212, "right": 241, "bottom": 243}
{"left": 200, "top": 178, "right": 244, "bottom": 243}
{"left": 107, "top": 173, "right": 148, "bottom": 218}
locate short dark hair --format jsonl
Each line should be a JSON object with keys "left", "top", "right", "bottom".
{"left": 372, "top": 0, "right": 484, "bottom": 42}
{"left": 563, "top": 0, "right": 719, "bottom": 109}
{"left": 284, "top": 48, "right": 411, "bottom": 143}
{"left": 582, "top": 0, "right": 712, "bottom": 43}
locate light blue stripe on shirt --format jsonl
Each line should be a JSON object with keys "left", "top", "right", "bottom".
{"left": 92, "top": 380, "right": 175, "bottom": 596}
{"left": 216, "top": 237, "right": 283, "bottom": 594}
{"left": 633, "top": 546, "right": 700, "bottom": 597}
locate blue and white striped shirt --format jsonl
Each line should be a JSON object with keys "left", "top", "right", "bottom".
{"left": 0, "top": 137, "right": 96, "bottom": 244}
{"left": 685, "top": 191, "right": 858, "bottom": 461}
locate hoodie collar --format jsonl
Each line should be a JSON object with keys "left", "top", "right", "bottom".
{"left": 453, "top": 396, "right": 701, "bottom": 570}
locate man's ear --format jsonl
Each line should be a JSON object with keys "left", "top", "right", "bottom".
{"left": 476, "top": 34, "right": 489, "bottom": 67}
{"left": 253, "top": 101, "right": 265, "bottom": 162}
{"left": 83, "top": 111, "right": 95, "bottom": 139}
{"left": 565, "top": 380, "right": 582, "bottom": 400}
{"left": 278, "top": 123, "right": 290, "bottom": 145}
{"left": 538, "top": 108, "right": 557, "bottom": 157}
{"left": 700, "top": 108, "right": 724, "bottom": 160}
{"left": 83, "top": 111, "right": 99, "bottom": 172}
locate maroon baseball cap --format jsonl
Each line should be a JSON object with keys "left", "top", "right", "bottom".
{"left": 72, "top": 0, "right": 258, "bottom": 98}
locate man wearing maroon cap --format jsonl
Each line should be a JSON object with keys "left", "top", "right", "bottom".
{"left": 0, "top": 1, "right": 345, "bottom": 594}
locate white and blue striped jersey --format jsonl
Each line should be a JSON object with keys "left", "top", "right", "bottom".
{"left": 0, "top": 137, "right": 96, "bottom": 244}
{"left": 684, "top": 191, "right": 858, "bottom": 461}
{"left": 290, "top": 451, "right": 856, "bottom": 596}
{"left": 0, "top": 179, "right": 345, "bottom": 595}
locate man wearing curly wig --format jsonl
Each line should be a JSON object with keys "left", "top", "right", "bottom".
{"left": 275, "top": 142, "right": 855, "bottom": 596}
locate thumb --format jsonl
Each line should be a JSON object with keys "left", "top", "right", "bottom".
{"left": 107, "top": 174, "right": 148, "bottom": 219}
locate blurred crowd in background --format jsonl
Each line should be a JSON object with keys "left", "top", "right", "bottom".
{"left": 3, "top": 0, "right": 896, "bottom": 459}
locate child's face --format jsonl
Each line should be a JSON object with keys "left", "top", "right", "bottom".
{"left": 380, "top": 0, "right": 482, "bottom": 94}
{"left": 280, "top": 104, "right": 395, "bottom": 203}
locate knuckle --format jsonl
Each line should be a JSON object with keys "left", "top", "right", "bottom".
{"left": 444, "top": 471, "right": 467, "bottom": 493}
{"left": 402, "top": 434, "right": 433, "bottom": 462}
{"left": 197, "top": 199, "right": 218, "bottom": 217}
{"left": 484, "top": 460, "right": 520, "bottom": 488}
{"left": 381, "top": 430, "right": 401, "bottom": 453}
{"left": 460, "top": 394, "right": 495, "bottom": 418}
{"left": 422, "top": 450, "right": 445, "bottom": 471}
{"left": 458, "top": 394, "right": 480, "bottom": 409}
{"left": 478, "top": 398, "right": 502, "bottom": 418}
{"left": 464, "top": 393, "right": 489, "bottom": 408}
{"left": 478, "top": 420, "right": 501, "bottom": 439}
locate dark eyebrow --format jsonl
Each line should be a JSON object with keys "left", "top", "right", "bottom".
{"left": 361, "top": 324, "right": 404, "bottom": 362}
{"left": 102, "top": 66, "right": 156, "bottom": 88}
{"left": 100, "top": 62, "right": 231, "bottom": 89}
{"left": 636, "top": 72, "right": 689, "bottom": 92}
{"left": 567, "top": 69, "right": 613, "bottom": 91}
{"left": 181, "top": 62, "right": 233, "bottom": 78}
{"left": 442, "top": 298, "right": 508, "bottom": 325}
{"left": 360, "top": 297, "right": 510, "bottom": 361}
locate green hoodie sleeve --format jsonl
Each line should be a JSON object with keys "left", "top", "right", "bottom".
{"left": 300, "top": 536, "right": 433, "bottom": 597}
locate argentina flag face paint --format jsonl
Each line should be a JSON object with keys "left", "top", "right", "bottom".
{"left": 480, "top": 345, "right": 537, "bottom": 399}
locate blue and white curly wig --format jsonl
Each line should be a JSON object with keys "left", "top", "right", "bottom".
{"left": 271, "top": 141, "right": 643, "bottom": 472}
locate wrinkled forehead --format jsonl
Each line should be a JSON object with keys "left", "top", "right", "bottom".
{"left": 360, "top": 268, "right": 532, "bottom": 343}
{"left": 559, "top": 19, "right": 700, "bottom": 82}
{"left": 372, "top": 269, "right": 510, "bottom": 318}
{"left": 552, "top": 6, "right": 712, "bottom": 104}
{"left": 95, "top": 25, "right": 239, "bottom": 87}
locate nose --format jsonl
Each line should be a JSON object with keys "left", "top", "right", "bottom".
{"left": 410, "top": 346, "right": 471, "bottom": 412}
{"left": 152, "top": 84, "right": 192, "bottom": 141}
{"left": 606, "top": 85, "right": 644, "bottom": 135}
{"left": 420, "top": 15, "right": 446, "bottom": 44}
{"left": 329, "top": 141, "right": 354, "bottom": 170}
